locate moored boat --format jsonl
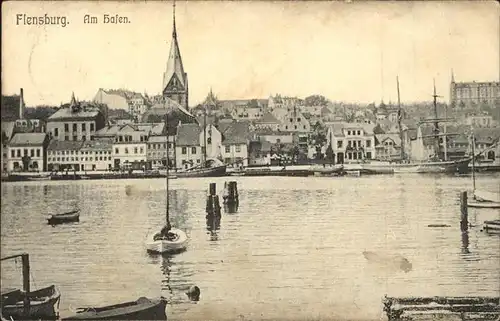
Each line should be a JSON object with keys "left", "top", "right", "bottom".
{"left": 361, "top": 158, "right": 471, "bottom": 174}
{"left": 175, "top": 164, "right": 227, "bottom": 178}
{"left": 62, "top": 297, "right": 167, "bottom": 320}
{"left": 468, "top": 202, "right": 500, "bottom": 209}
{"left": 146, "top": 112, "right": 188, "bottom": 255}
{"left": 483, "top": 220, "right": 500, "bottom": 233}
{"left": 474, "top": 190, "right": 500, "bottom": 203}
{"left": 1, "top": 285, "right": 61, "bottom": 320}
{"left": 1, "top": 253, "right": 61, "bottom": 320}
{"left": 47, "top": 209, "right": 80, "bottom": 225}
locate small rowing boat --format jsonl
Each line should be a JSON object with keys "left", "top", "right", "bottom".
{"left": 47, "top": 209, "right": 80, "bottom": 225}
{"left": 62, "top": 297, "right": 167, "bottom": 320}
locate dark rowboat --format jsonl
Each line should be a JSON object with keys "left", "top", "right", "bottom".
{"left": 1, "top": 285, "right": 61, "bottom": 320}
{"left": 62, "top": 297, "right": 167, "bottom": 320}
{"left": 47, "top": 210, "right": 80, "bottom": 225}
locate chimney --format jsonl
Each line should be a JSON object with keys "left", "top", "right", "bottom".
{"left": 19, "top": 88, "right": 24, "bottom": 119}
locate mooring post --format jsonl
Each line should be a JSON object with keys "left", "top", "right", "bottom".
{"left": 209, "top": 183, "right": 216, "bottom": 196}
{"left": 22, "top": 253, "right": 31, "bottom": 316}
{"left": 223, "top": 181, "right": 239, "bottom": 205}
{"left": 460, "top": 191, "right": 468, "bottom": 231}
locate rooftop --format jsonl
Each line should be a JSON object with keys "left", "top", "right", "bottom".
{"left": 9, "top": 133, "right": 47, "bottom": 146}
{"left": 176, "top": 123, "right": 201, "bottom": 146}
{"left": 48, "top": 140, "right": 84, "bottom": 151}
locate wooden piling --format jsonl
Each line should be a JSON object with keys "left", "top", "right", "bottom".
{"left": 460, "top": 191, "right": 468, "bottom": 231}
{"left": 209, "top": 183, "right": 216, "bottom": 196}
{"left": 223, "top": 181, "right": 239, "bottom": 205}
{"left": 22, "top": 253, "right": 31, "bottom": 316}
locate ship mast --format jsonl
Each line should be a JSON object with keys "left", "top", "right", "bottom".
{"left": 397, "top": 76, "right": 405, "bottom": 161}
{"left": 203, "top": 104, "right": 207, "bottom": 166}
{"left": 165, "top": 112, "right": 171, "bottom": 231}
{"left": 432, "top": 80, "right": 442, "bottom": 160}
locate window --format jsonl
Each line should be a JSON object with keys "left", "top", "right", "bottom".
{"left": 366, "top": 140, "right": 371, "bottom": 148}
{"left": 11, "top": 150, "right": 15, "bottom": 158}
{"left": 99, "top": 157, "right": 103, "bottom": 161}
{"left": 82, "top": 123, "right": 86, "bottom": 131}
{"left": 90, "top": 123, "right": 94, "bottom": 131}
{"left": 65, "top": 124, "right": 69, "bottom": 132}
{"left": 294, "top": 125, "right": 297, "bottom": 130}
{"left": 24, "top": 149, "right": 28, "bottom": 156}
{"left": 73, "top": 124, "right": 77, "bottom": 132}
{"left": 182, "top": 147, "right": 187, "bottom": 155}
{"left": 163, "top": 144, "right": 167, "bottom": 149}
{"left": 125, "top": 148, "right": 129, "bottom": 154}
{"left": 225, "top": 146, "right": 230, "bottom": 153}
{"left": 168, "top": 143, "right": 172, "bottom": 149}
{"left": 134, "top": 147, "right": 138, "bottom": 154}
{"left": 289, "top": 118, "right": 293, "bottom": 122}
{"left": 36, "top": 149, "right": 40, "bottom": 157}
{"left": 191, "top": 147, "right": 197, "bottom": 154}
{"left": 82, "top": 136, "right": 86, "bottom": 141}
{"left": 54, "top": 128, "right": 59, "bottom": 137}
{"left": 236, "top": 145, "right": 241, "bottom": 153}
{"left": 16, "top": 150, "right": 21, "bottom": 157}
{"left": 348, "top": 141, "right": 351, "bottom": 148}
{"left": 72, "top": 136, "right": 77, "bottom": 141}
{"left": 297, "top": 118, "right": 301, "bottom": 122}
{"left": 57, "top": 157, "right": 60, "bottom": 161}
{"left": 207, "top": 137, "right": 212, "bottom": 144}
{"left": 140, "top": 147, "right": 144, "bottom": 154}
{"left": 62, "top": 157, "right": 66, "bottom": 162}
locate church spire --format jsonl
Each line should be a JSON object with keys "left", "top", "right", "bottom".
{"left": 172, "top": 0, "right": 177, "bottom": 38}
{"left": 451, "top": 68, "right": 455, "bottom": 83}
{"left": 162, "top": 0, "right": 189, "bottom": 109}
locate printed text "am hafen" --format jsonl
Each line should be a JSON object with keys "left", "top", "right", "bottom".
{"left": 84, "top": 14, "right": 131, "bottom": 24}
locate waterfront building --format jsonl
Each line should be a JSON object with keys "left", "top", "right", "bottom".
{"left": 272, "top": 107, "right": 311, "bottom": 133}
{"left": 325, "top": 122, "right": 376, "bottom": 163}
{"left": 47, "top": 140, "right": 84, "bottom": 171}
{"left": 162, "top": 2, "right": 189, "bottom": 110}
{"left": 248, "top": 140, "right": 272, "bottom": 166}
{"left": 7, "top": 133, "right": 49, "bottom": 172}
{"left": 147, "top": 135, "right": 175, "bottom": 168}
{"left": 450, "top": 72, "right": 500, "bottom": 107}
{"left": 79, "top": 140, "right": 114, "bottom": 171}
{"left": 374, "top": 133, "right": 402, "bottom": 161}
{"left": 220, "top": 122, "right": 251, "bottom": 167}
{"left": 47, "top": 93, "right": 106, "bottom": 141}
{"left": 175, "top": 123, "right": 202, "bottom": 170}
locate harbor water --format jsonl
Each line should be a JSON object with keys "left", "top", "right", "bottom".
{"left": 1, "top": 174, "right": 499, "bottom": 320}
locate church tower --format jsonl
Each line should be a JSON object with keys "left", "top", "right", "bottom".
{"left": 162, "top": 0, "right": 189, "bottom": 110}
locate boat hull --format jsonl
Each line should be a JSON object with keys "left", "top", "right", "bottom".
{"left": 361, "top": 158, "right": 471, "bottom": 174}
{"left": 1, "top": 285, "right": 61, "bottom": 320}
{"left": 468, "top": 202, "right": 500, "bottom": 209}
{"left": 47, "top": 210, "right": 80, "bottom": 225}
{"left": 146, "top": 228, "right": 187, "bottom": 254}
{"left": 175, "top": 165, "right": 227, "bottom": 178}
{"left": 474, "top": 190, "right": 500, "bottom": 203}
{"left": 62, "top": 297, "right": 167, "bottom": 320}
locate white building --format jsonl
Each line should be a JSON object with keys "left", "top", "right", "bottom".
{"left": 175, "top": 123, "right": 202, "bottom": 170}
{"left": 326, "top": 122, "right": 376, "bottom": 163}
{"left": 80, "top": 140, "right": 113, "bottom": 171}
{"left": 7, "top": 133, "right": 49, "bottom": 172}
{"left": 47, "top": 140, "right": 84, "bottom": 171}
{"left": 220, "top": 122, "right": 250, "bottom": 167}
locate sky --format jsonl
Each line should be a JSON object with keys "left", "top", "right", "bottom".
{"left": 2, "top": 1, "right": 499, "bottom": 108}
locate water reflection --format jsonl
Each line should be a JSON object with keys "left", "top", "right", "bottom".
{"left": 461, "top": 231, "right": 470, "bottom": 254}
{"left": 224, "top": 202, "right": 239, "bottom": 214}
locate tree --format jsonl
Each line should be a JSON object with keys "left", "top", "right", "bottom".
{"left": 304, "top": 95, "right": 329, "bottom": 107}
{"left": 247, "top": 99, "right": 259, "bottom": 108}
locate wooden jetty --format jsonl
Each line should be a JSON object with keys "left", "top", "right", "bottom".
{"left": 383, "top": 296, "right": 500, "bottom": 321}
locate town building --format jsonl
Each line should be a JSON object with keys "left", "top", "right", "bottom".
{"left": 162, "top": 3, "right": 189, "bottom": 110}
{"left": 220, "top": 122, "right": 251, "bottom": 167}
{"left": 7, "top": 133, "right": 49, "bottom": 172}
{"left": 450, "top": 72, "right": 500, "bottom": 107}
{"left": 175, "top": 123, "right": 202, "bottom": 170}
{"left": 254, "top": 112, "right": 282, "bottom": 131}
{"left": 94, "top": 89, "right": 149, "bottom": 119}
{"left": 374, "top": 134, "right": 402, "bottom": 161}
{"left": 326, "top": 122, "right": 376, "bottom": 163}
{"left": 80, "top": 140, "right": 114, "bottom": 171}
{"left": 46, "top": 140, "right": 84, "bottom": 171}
{"left": 147, "top": 135, "right": 175, "bottom": 168}
{"left": 465, "top": 114, "right": 495, "bottom": 128}
{"left": 47, "top": 93, "right": 106, "bottom": 142}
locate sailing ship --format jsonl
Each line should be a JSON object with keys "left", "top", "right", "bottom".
{"left": 361, "top": 78, "right": 471, "bottom": 174}
{"left": 146, "top": 113, "right": 188, "bottom": 254}
{"left": 467, "top": 132, "right": 500, "bottom": 208}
